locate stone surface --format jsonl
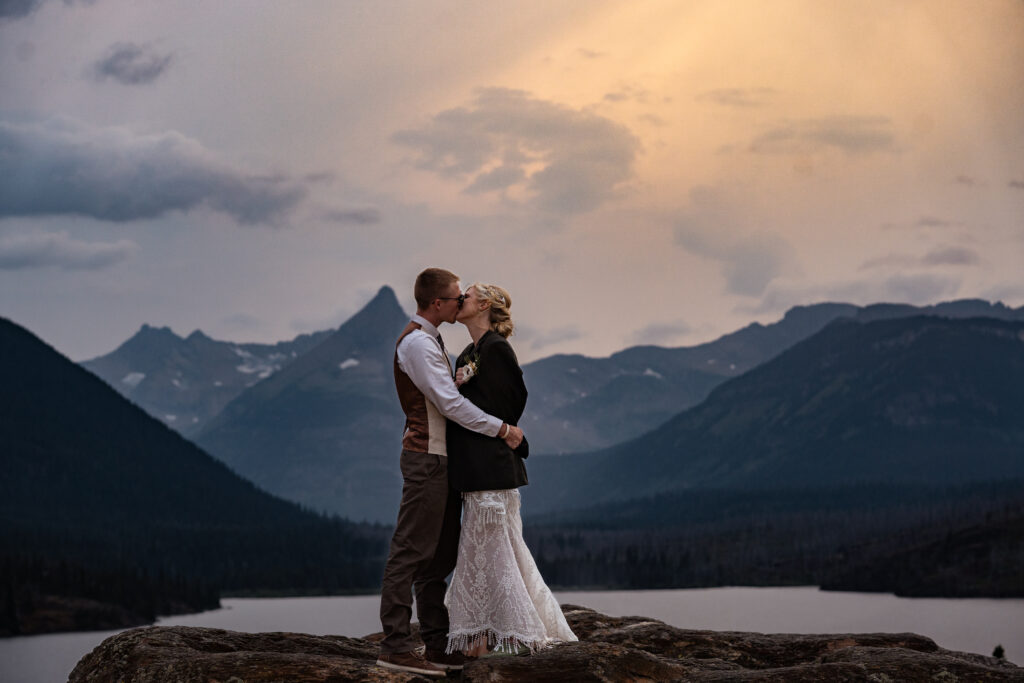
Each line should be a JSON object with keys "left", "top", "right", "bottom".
{"left": 70, "top": 604, "right": 1024, "bottom": 682}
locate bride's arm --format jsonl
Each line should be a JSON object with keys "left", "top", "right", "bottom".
{"left": 487, "top": 339, "right": 528, "bottom": 423}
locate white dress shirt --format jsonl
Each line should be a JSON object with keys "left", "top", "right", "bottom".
{"left": 396, "top": 315, "right": 502, "bottom": 437}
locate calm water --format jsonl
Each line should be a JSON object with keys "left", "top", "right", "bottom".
{"left": 2, "top": 587, "right": 1021, "bottom": 682}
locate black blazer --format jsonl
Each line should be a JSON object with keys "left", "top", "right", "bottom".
{"left": 447, "top": 330, "right": 529, "bottom": 492}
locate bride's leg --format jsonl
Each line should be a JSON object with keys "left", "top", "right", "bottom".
{"left": 463, "top": 634, "right": 489, "bottom": 657}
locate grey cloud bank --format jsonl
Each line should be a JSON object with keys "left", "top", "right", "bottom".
{"left": 0, "top": 116, "right": 305, "bottom": 224}
{"left": 0, "top": 0, "right": 40, "bottom": 19}
{"left": 0, "top": 0, "right": 90, "bottom": 21}
{"left": 0, "top": 231, "right": 136, "bottom": 270}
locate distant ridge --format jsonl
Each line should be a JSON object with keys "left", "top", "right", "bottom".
{"left": 525, "top": 315, "right": 1024, "bottom": 513}
{"left": 519, "top": 298, "right": 1024, "bottom": 454}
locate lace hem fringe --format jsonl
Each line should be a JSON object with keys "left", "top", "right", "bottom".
{"left": 445, "top": 628, "right": 546, "bottom": 655}
{"left": 472, "top": 503, "right": 508, "bottom": 526}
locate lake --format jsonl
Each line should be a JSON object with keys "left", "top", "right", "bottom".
{"left": 2, "top": 586, "right": 1021, "bottom": 682}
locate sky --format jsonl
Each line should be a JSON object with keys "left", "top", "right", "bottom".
{"left": 1, "top": 0, "right": 1022, "bottom": 363}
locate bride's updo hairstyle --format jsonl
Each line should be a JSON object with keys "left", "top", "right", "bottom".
{"left": 471, "top": 282, "right": 514, "bottom": 338}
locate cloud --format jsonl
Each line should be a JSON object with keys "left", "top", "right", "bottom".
{"left": 0, "top": 231, "right": 136, "bottom": 270}
{"left": 514, "top": 324, "right": 583, "bottom": 351}
{"left": 393, "top": 87, "right": 640, "bottom": 215}
{"left": 629, "top": 320, "right": 692, "bottom": 346}
{"left": 0, "top": 0, "right": 40, "bottom": 19}
{"left": 859, "top": 254, "right": 916, "bottom": 270}
{"left": 220, "top": 313, "right": 264, "bottom": 333}
{"left": 744, "top": 274, "right": 962, "bottom": 316}
{"left": 917, "top": 216, "right": 957, "bottom": 228}
{"left": 750, "top": 116, "right": 896, "bottom": 155}
{"left": 603, "top": 84, "right": 650, "bottom": 104}
{"left": 0, "top": 0, "right": 91, "bottom": 21}
{"left": 0, "top": 115, "right": 305, "bottom": 224}
{"left": 322, "top": 207, "right": 381, "bottom": 225}
{"left": 1010, "top": 179, "right": 1024, "bottom": 190}
{"left": 92, "top": 42, "right": 173, "bottom": 85}
{"left": 696, "top": 88, "right": 776, "bottom": 108}
{"left": 674, "top": 186, "right": 794, "bottom": 297}
{"left": 637, "top": 113, "right": 666, "bottom": 127}
{"left": 881, "top": 215, "right": 961, "bottom": 231}
{"left": 881, "top": 273, "right": 961, "bottom": 302}
{"left": 860, "top": 245, "right": 980, "bottom": 270}
{"left": 304, "top": 171, "right": 336, "bottom": 184}
{"left": 463, "top": 165, "right": 526, "bottom": 195}
{"left": 577, "top": 48, "right": 606, "bottom": 59}
{"left": 956, "top": 175, "right": 978, "bottom": 187}
{"left": 922, "top": 246, "right": 980, "bottom": 266}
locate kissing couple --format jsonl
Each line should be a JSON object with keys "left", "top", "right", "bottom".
{"left": 376, "top": 267, "right": 577, "bottom": 677}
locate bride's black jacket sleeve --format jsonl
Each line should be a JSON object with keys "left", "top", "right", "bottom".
{"left": 446, "top": 330, "right": 530, "bottom": 492}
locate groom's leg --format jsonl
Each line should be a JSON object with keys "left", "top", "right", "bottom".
{"left": 414, "top": 468, "right": 462, "bottom": 652}
{"left": 379, "top": 451, "right": 449, "bottom": 654}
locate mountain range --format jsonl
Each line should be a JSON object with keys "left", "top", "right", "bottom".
{"left": 80, "top": 293, "right": 1024, "bottom": 521}
{"left": 82, "top": 324, "right": 331, "bottom": 437}
{"left": 84, "top": 297, "right": 1024, "bottom": 456}
{"left": 523, "top": 315, "right": 1024, "bottom": 513}
{"left": 522, "top": 299, "right": 1024, "bottom": 453}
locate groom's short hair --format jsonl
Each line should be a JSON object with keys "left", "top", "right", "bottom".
{"left": 414, "top": 268, "right": 459, "bottom": 310}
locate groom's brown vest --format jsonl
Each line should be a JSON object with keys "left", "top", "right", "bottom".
{"left": 394, "top": 321, "right": 449, "bottom": 455}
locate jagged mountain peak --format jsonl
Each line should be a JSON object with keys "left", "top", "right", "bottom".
{"left": 134, "top": 324, "right": 181, "bottom": 342}
{"left": 341, "top": 285, "right": 404, "bottom": 327}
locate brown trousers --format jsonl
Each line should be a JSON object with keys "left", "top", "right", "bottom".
{"left": 379, "top": 450, "right": 462, "bottom": 654}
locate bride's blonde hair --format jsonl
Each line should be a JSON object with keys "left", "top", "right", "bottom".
{"left": 470, "top": 282, "right": 514, "bottom": 338}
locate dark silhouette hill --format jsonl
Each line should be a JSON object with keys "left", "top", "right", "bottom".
{"left": 0, "top": 316, "right": 388, "bottom": 634}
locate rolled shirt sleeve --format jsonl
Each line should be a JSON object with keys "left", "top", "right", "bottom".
{"left": 397, "top": 332, "right": 502, "bottom": 437}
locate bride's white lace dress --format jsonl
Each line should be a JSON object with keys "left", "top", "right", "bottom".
{"left": 445, "top": 489, "right": 577, "bottom": 654}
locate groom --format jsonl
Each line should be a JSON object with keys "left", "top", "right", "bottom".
{"left": 376, "top": 267, "right": 524, "bottom": 678}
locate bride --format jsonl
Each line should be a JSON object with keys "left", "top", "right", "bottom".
{"left": 444, "top": 282, "right": 577, "bottom": 656}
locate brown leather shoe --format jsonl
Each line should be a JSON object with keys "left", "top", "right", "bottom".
{"left": 376, "top": 651, "right": 446, "bottom": 678}
{"left": 424, "top": 649, "right": 466, "bottom": 671}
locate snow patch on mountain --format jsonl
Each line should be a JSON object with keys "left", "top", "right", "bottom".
{"left": 121, "top": 372, "right": 145, "bottom": 388}
{"left": 234, "top": 347, "right": 285, "bottom": 379}
{"left": 643, "top": 368, "right": 664, "bottom": 380}
{"left": 339, "top": 358, "right": 360, "bottom": 370}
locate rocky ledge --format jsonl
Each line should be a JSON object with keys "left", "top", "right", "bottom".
{"left": 69, "top": 604, "right": 1022, "bottom": 682}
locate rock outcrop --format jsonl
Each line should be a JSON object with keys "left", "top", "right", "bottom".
{"left": 70, "top": 604, "right": 1023, "bottom": 682}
